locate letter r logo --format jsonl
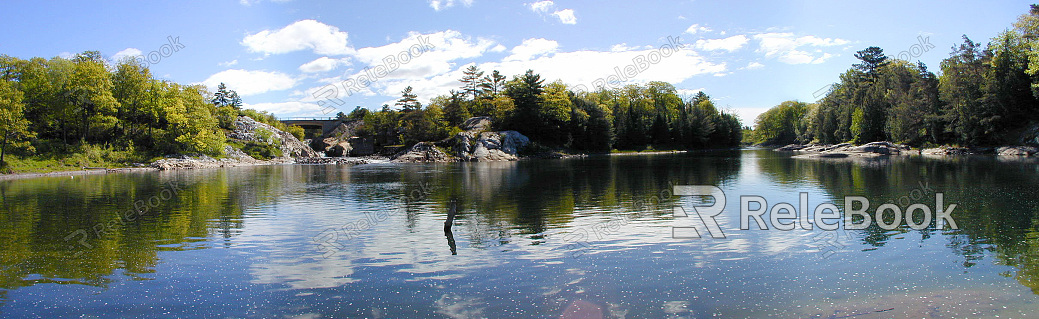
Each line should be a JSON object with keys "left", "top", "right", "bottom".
{"left": 672, "top": 185, "right": 726, "bottom": 239}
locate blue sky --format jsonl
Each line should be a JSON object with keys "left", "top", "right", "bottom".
{"left": 0, "top": 0, "right": 1033, "bottom": 124}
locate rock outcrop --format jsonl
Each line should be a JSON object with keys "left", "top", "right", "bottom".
{"left": 922, "top": 146, "right": 977, "bottom": 156}
{"left": 227, "top": 116, "right": 319, "bottom": 158}
{"left": 389, "top": 117, "right": 530, "bottom": 163}
{"left": 460, "top": 116, "right": 492, "bottom": 132}
{"left": 348, "top": 137, "right": 375, "bottom": 156}
{"left": 779, "top": 141, "right": 912, "bottom": 158}
{"left": 390, "top": 142, "right": 456, "bottom": 163}
{"left": 996, "top": 146, "right": 1038, "bottom": 156}
{"left": 150, "top": 154, "right": 292, "bottom": 170}
{"left": 451, "top": 130, "right": 530, "bottom": 162}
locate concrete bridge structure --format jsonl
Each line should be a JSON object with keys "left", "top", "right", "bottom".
{"left": 279, "top": 117, "right": 341, "bottom": 137}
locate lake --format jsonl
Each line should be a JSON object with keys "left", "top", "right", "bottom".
{"left": 1, "top": 149, "right": 1038, "bottom": 318}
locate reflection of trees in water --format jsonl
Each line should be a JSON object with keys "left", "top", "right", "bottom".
{"left": 0, "top": 166, "right": 292, "bottom": 294}
{"left": 756, "top": 151, "right": 1039, "bottom": 293}
{"left": 413, "top": 153, "right": 741, "bottom": 240}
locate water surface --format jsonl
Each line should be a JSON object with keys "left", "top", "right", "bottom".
{"left": 1, "top": 150, "right": 1038, "bottom": 318}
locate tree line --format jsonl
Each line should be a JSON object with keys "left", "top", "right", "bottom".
{"left": 351, "top": 65, "right": 742, "bottom": 152}
{"left": 752, "top": 5, "right": 1039, "bottom": 147}
{"left": 0, "top": 53, "right": 304, "bottom": 169}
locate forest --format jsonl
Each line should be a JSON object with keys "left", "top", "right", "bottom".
{"left": 751, "top": 5, "right": 1039, "bottom": 147}
{"left": 0, "top": 55, "right": 742, "bottom": 172}
{"left": 350, "top": 66, "right": 742, "bottom": 153}
{"left": 0, "top": 52, "right": 307, "bottom": 172}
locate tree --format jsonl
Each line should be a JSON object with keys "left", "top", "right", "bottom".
{"left": 396, "top": 86, "right": 421, "bottom": 112}
{"left": 538, "top": 81, "right": 574, "bottom": 146}
{"left": 69, "top": 52, "right": 119, "bottom": 142}
{"left": 503, "top": 70, "right": 545, "bottom": 135}
{"left": 882, "top": 61, "right": 941, "bottom": 145}
{"left": 853, "top": 46, "right": 889, "bottom": 82}
{"left": 113, "top": 58, "right": 154, "bottom": 140}
{"left": 980, "top": 30, "right": 1037, "bottom": 143}
{"left": 211, "top": 82, "right": 242, "bottom": 109}
{"left": 440, "top": 90, "right": 471, "bottom": 127}
{"left": 0, "top": 79, "right": 34, "bottom": 167}
{"left": 939, "top": 36, "right": 989, "bottom": 145}
{"left": 753, "top": 100, "right": 808, "bottom": 145}
{"left": 479, "top": 70, "right": 507, "bottom": 97}
{"left": 347, "top": 106, "right": 369, "bottom": 121}
{"left": 459, "top": 65, "right": 485, "bottom": 101}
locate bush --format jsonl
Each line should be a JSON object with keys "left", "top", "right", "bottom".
{"left": 240, "top": 142, "right": 282, "bottom": 160}
{"left": 285, "top": 125, "right": 305, "bottom": 141}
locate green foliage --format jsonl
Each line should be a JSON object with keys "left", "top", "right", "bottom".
{"left": 0, "top": 77, "right": 34, "bottom": 165}
{"left": 396, "top": 86, "right": 421, "bottom": 112}
{"left": 399, "top": 109, "right": 450, "bottom": 146}
{"left": 753, "top": 100, "right": 808, "bottom": 145}
{"left": 786, "top": 4, "right": 1039, "bottom": 148}
{"left": 284, "top": 125, "right": 305, "bottom": 141}
{"left": 232, "top": 140, "right": 282, "bottom": 160}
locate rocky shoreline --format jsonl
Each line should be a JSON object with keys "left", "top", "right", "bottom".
{"left": 774, "top": 142, "right": 1038, "bottom": 158}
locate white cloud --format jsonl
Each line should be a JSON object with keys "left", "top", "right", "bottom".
{"left": 348, "top": 30, "right": 496, "bottom": 80}
{"left": 753, "top": 33, "right": 848, "bottom": 64}
{"left": 695, "top": 35, "right": 749, "bottom": 52}
{"left": 428, "top": 0, "right": 473, "bottom": 11}
{"left": 745, "top": 61, "right": 764, "bottom": 69}
{"left": 610, "top": 43, "right": 651, "bottom": 52}
{"left": 202, "top": 69, "right": 297, "bottom": 96}
{"left": 528, "top": 0, "right": 554, "bottom": 13}
{"left": 552, "top": 9, "right": 577, "bottom": 24}
{"left": 528, "top": 1, "right": 575, "bottom": 25}
{"left": 299, "top": 57, "right": 348, "bottom": 73}
{"left": 479, "top": 45, "right": 726, "bottom": 94}
{"left": 505, "top": 38, "right": 559, "bottom": 61}
{"left": 111, "top": 48, "right": 142, "bottom": 62}
{"left": 242, "top": 20, "right": 354, "bottom": 56}
{"left": 296, "top": 31, "right": 723, "bottom": 114}
{"left": 243, "top": 101, "right": 323, "bottom": 115}
{"left": 676, "top": 88, "right": 704, "bottom": 97}
{"left": 297, "top": 30, "right": 499, "bottom": 104}
{"left": 219, "top": 59, "right": 239, "bottom": 67}
{"left": 684, "top": 24, "right": 712, "bottom": 35}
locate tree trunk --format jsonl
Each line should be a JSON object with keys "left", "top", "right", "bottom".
{"left": 1, "top": 131, "right": 9, "bottom": 166}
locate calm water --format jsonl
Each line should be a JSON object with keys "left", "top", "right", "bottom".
{"left": 2, "top": 150, "right": 1039, "bottom": 318}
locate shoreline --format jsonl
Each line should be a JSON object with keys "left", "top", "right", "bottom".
{"left": 0, "top": 150, "right": 686, "bottom": 181}
{"left": 0, "top": 167, "right": 159, "bottom": 181}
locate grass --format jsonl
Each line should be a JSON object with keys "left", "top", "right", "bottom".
{"left": 1, "top": 144, "right": 150, "bottom": 174}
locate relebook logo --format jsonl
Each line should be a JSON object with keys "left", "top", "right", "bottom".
{"left": 671, "top": 185, "right": 958, "bottom": 239}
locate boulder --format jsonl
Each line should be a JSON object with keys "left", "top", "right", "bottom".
{"left": 922, "top": 146, "right": 975, "bottom": 156}
{"left": 329, "top": 120, "right": 363, "bottom": 138}
{"left": 451, "top": 130, "right": 530, "bottom": 162}
{"left": 460, "top": 116, "right": 493, "bottom": 132}
{"left": 997, "top": 146, "right": 1038, "bottom": 156}
{"left": 391, "top": 142, "right": 455, "bottom": 163}
{"left": 326, "top": 141, "right": 353, "bottom": 157}
{"left": 853, "top": 141, "right": 910, "bottom": 155}
{"left": 348, "top": 137, "right": 375, "bottom": 156}
{"left": 775, "top": 144, "right": 805, "bottom": 151}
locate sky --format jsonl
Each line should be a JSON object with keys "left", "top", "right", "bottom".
{"left": 0, "top": 0, "right": 1034, "bottom": 125}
